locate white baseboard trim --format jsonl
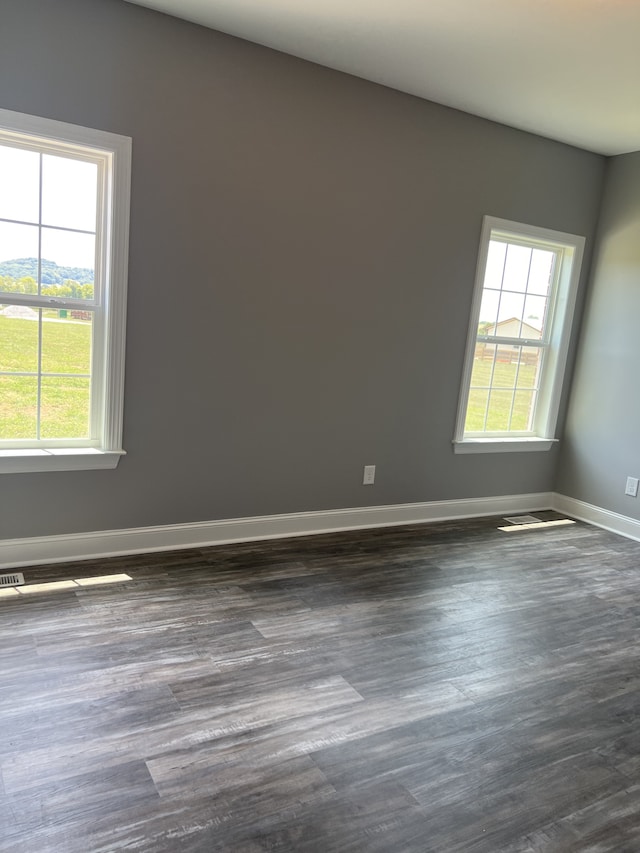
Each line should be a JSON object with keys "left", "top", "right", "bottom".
{"left": 1, "top": 492, "right": 553, "bottom": 570}
{"left": 552, "top": 493, "right": 640, "bottom": 543}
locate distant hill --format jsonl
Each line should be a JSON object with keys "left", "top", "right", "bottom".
{"left": 0, "top": 257, "right": 94, "bottom": 284}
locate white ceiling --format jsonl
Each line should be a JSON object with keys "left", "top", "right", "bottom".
{"left": 124, "top": 0, "right": 640, "bottom": 156}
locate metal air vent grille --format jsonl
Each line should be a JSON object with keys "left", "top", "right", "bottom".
{"left": 0, "top": 572, "right": 25, "bottom": 587}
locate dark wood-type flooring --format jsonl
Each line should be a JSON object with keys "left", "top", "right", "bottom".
{"left": 3, "top": 512, "right": 640, "bottom": 851}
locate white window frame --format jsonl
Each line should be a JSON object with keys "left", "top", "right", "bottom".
{"left": 453, "top": 216, "right": 584, "bottom": 454}
{"left": 0, "top": 108, "right": 131, "bottom": 473}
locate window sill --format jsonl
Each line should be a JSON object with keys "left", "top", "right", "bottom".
{"left": 0, "top": 448, "right": 125, "bottom": 474}
{"left": 453, "top": 438, "right": 557, "bottom": 454}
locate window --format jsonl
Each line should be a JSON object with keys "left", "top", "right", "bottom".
{"left": 0, "top": 109, "right": 131, "bottom": 473}
{"left": 454, "top": 216, "right": 584, "bottom": 454}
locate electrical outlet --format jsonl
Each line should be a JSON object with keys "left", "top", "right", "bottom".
{"left": 363, "top": 464, "right": 376, "bottom": 485}
{"left": 625, "top": 476, "right": 639, "bottom": 497}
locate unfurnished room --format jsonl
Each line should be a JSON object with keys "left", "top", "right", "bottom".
{"left": 2, "top": 0, "right": 640, "bottom": 850}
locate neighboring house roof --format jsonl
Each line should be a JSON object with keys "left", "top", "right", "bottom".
{"left": 487, "top": 317, "right": 542, "bottom": 338}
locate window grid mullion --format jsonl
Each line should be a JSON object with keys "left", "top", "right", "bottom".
{"left": 517, "top": 247, "right": 534, "bottom": 338}
{"left": 493, "top": 241, "right": 509, "bottom": 340}
{"left": 0, "top": 372, "right": 92, "bottom": 379}
{"left": 0, "top": 294, "right": 98, "bottom": 311}
{"left": 506, "top": 348, "right": 522, "bottom": 431}
{"left": 482, "top": 347, "right": 499, "bottom": 431}
{"left": 476, "top": 336, "right": 545, "bottom": 347}
{"left": 508, "top": 239, "right": 531, "bottom": 427}
{"left": 0, "top": 214, "right": 96, "bottom": 238}
{"left": 35, "top": 151, "right": 43, "bottom": 441}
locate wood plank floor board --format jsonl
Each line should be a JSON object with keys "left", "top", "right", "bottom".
{"left": 520, "top": 783, "right": 640, "bottom": 852}
{"left": 3, "top": 513, "right": 640, "bottom": 850}
{"left": 203, "top": 780, "right": 433, "bottom": 853}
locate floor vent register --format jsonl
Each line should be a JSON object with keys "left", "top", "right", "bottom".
{"left": 0, "top": 572, "right": 25, "bottom": 587}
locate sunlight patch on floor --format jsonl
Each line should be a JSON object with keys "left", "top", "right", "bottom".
{"left": 498, "top": 519, "right": 575, "bottom": 532}
{"left": 1, "top": 573, "right": 133, "bottom": 596}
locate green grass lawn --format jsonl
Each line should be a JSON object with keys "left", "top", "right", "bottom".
{"left": 465, "top": 358, "right": 539, "bottom": 432}
{"left": 0, "top": 315, "right": 92, "bottom": 439}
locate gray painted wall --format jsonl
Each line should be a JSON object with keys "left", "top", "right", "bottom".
{"left": 0, "top": 0, "right": 604, "bottom": 540}
{"left": 556, "top": 153, "right": 640, "bottom": 515}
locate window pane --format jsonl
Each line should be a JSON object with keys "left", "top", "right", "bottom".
{"left": 496, "top": 296, "right": 525, "bottom": 335}
{"left": 479, "top": 290, "right": 500, "bottom": 334}
{"left": 0, "top": 223, "right": 39, "bottom": 294}
{"left": 490, "top": 357, "right": 522, "bottom": 389}
{"left": 41, "top": 228, "right": 95, "bottom": 299}
{"left": 470, "top": 349, "right": 495, "bottom": 386}
{"left": 0, "top": 308, "right": 40, "bottom": 372}
{"left": 523, "top": 295, "right": 547, "bottom": 335}
{"left": 512, "top": 389, "right": 536, "bottom": 431}
{"left": 42, "top": 154, "right": 97, "bottom": 232}
{"left": 41, "top": 311, "right": 92, "bottom": 374}
{"left": 502, "top": 244, "right": 532, "bottom": 293}
{"left": 528, "top": 249, "right": 555, "bottom": 296}
{"left": 464, "top": 388, "right": 489, "bottom": 432}
{"left": 473, "top": 341, "right": 494, "bottom": 366}
{"left": 485, "top": 389, "right": 514, "bottom": 431}
{"left": 516, "top": 348, "right": 542, "bottom": 386}
{"left": 483, "top": 240, "right": 507, "bottom": 289}
{"left": 40, "top": 376, "right": 91, "bottom": 439}
{"left": 0, "top": 375, "right": 37, "bottom": 439}
{"left": 0, "top": 144, "right": 40, "bottom": 224}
